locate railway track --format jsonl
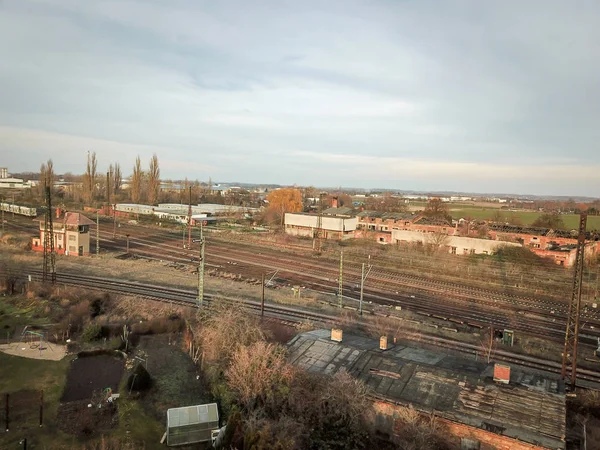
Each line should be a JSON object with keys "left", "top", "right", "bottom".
{"left": 86, "top": 224, "right": 600, "bottom": 342}
{"left": 6, "top": 219, "right": 600, "bottom": 346}
{"left": 4, "top": 268, "right": 599, "bottom": 387}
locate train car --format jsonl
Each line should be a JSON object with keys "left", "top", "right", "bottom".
{"left": 0, "top": 202, "right": 38, "bottom": 217}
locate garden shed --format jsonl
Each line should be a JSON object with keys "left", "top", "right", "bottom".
{"left": 166, "top": 403, "right": 219, "bottom": 446}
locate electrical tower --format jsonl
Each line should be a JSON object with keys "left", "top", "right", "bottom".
{"left": 338, "top": 250, "right": 343, "bottom": 308}
{"left": 187, "top": 187, "right": 192, "bottom": 249}
{"left": 198, "top": 224, "right": 205, "bottom": 307}
{"left": 561, "top": 212, "right": 587, "bottom": 387}
{"left": 42, "top": 186, "right": 56, "bottom": 284}
{"left": 314, "top": 192, "right": 325, "bottom": 252}
{"left": 192, "top": 224, "right": 205, "bottom": 308}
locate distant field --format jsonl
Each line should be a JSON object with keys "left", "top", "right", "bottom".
{"left": 449, "top": 207, "right": 600, "bottom": 231}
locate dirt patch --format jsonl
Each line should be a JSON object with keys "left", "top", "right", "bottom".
{"left": 262, "top": 319, "right": 297, "bottom": 344}
{"left": 0, "top": 342, "right": 67, "bottom": 360}
{"left": 57, "top": 399, "right": 118, "bottom": 437}
{"left": 61, "top": 354, "right": 124, "bottom": 402}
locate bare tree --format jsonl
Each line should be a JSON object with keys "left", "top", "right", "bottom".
{"left": 423, "top": 197, "right": 452, "bottom": 222}
{"left": 36, "top": 159, "right": 55, "bottom": 199}
{"left": 131, "top": 156, "right": 143, "bottom": 204}
{"left": 82, "top": 151, "right": 97, "bottom": 203}
{"left": 226, "top": 341, "right": 294, "bottom": 411}
{"left": 192, "top": 304, "right": 267, "bottom": 368}
{"left": 113, "top": 162, "right": 122, "bottom": 195}
{"left": 479, "top": 326, "right": 497, "bottom": 363}
{"left": 427, "top": 230, "right": 450, "bottom": 252}
{"left": 147, "top": 153, "right": 160, "bottom": 205}
{"left": 38, "top": 162, "right": 47, "bottom": 198}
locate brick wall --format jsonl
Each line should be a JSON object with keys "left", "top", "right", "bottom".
{"left": 373, "top": 401, "right": 554, "bottom": 450}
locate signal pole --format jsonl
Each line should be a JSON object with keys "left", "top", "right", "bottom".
{"left": 261, "top": 272, "right": 265, "bottom": 318}
{"left": 338, "top": 250, "right": 343, "bottom": 308}
{"left": 359, "top": 257, "right": 373, "bottom": 315}
{"left": 96, "top": 212, "right": 99, "bottom": 256}
{"left": 193, "top": 223, "right": 205, "bottom": 308}
{"left": 561, "top": 212, "right": 587, "bottom": 387}
{"left": 187, "top": 187, "right": 192, "bottom": 249}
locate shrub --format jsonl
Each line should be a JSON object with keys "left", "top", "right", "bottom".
{"left": 127, "top": 363, "right": 152, "bottom": 392}
{"left": 81, "top": 323, "right": 102, "bottom": 342}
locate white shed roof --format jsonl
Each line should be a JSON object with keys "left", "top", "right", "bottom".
{"left": 167, "top": 403, "right": 219, "bottom": 428}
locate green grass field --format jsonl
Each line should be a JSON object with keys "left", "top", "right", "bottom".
{"left": 449, "top": 207, "right": 600, "bottom": 230}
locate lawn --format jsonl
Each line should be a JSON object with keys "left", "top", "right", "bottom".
{"left": 449, "top": 207, "right": 600, "bottom": 230}
{"left": 0, "top": 352, "right": 74, "bottom": 448}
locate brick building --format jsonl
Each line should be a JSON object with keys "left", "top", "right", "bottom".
{"left": 355, "top": 211, "right": 598, "bottom": 266}
{"left": 32, "top": 212, "right": 95, "bottom": 256}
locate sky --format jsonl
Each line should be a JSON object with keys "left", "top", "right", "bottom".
{"left": 0, "top": 1, "right": 599, "bottom": 196}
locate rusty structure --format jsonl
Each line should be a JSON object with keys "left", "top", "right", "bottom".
{"left": 42, "top": 186, "right": 56, "bottom": 283}
{"left": 561, "top": 212, "right": 587, "bottom": 386}
{"left": 313, "top": 192, "right": 326, "bottom": 252}
{"left": 187, "top": 186, "right": 192, "bottom": 249}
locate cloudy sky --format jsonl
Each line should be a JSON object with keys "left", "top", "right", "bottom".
{"left": 1, "top": 1, "right": 599, "bottom": 196}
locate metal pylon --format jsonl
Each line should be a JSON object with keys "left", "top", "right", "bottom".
{"left": 561, "top": 212, "right": 587, "bottom": 386}
{"left": 42, "top": 186, "right": 56, "bottom": 284}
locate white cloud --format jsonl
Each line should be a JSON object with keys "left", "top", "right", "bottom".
{"left": 1, "top": 0, "right": 599, "bottom": 196}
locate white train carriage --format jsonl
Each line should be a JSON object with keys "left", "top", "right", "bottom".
{"left": 0, "top": 202, "right": 38, "bottom": 217}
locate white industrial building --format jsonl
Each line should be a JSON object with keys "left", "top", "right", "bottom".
{"left": 284, "top": 213, "right": 357, "bottom": 240}
{"left": 391, "top": 230, "right": 521, "bottom": 255}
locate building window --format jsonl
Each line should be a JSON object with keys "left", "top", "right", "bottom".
{"left": 470, "top": 249, "right": 475, "bottom": 255}
{"left": 69, "top": 246, "right": 76, "bottom": 252}
{"left": 69, "top": 235, "right": 76, "bottom": 242}
{"left": 451, "top": 247, "right": 457, "bottom": 254}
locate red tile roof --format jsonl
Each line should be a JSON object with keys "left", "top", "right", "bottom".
{"left": 64, "top": 212, "right": 95, "bottom": 226}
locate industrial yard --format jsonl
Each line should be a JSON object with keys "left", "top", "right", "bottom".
{"left": 2, "top": 3, "right": 600, "bottom": 447}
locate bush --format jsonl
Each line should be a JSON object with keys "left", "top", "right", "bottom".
{"left": 81, "top": 323, "right": 102, "bottom": 342}
{"left": 127, "top": 363, "right": 152, "bottom": 392}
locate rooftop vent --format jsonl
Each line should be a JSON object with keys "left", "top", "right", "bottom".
{"left": 331, "top": 328, "right": 343, "bottom": 342}
{"left": 379, "top": 335, "right": 389, "bottom": 351}
{"left": 493, "top": 364, "right": 510, "bottom": 384}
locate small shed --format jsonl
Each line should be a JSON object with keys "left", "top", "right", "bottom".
{"left": 166, "top": 403, "right": 219, "bottom": 446}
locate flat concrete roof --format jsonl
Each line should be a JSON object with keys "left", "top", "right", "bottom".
{"left": 287, "top": 329, "right": 565, "bottom": 449}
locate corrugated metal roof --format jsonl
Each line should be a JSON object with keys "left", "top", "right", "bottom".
{"left": 323, "top": 207, "right": 355, "bottom": 216}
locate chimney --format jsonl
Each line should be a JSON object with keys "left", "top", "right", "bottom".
{"left": 0, "top": 167, "right": 7, "bottom": 179}
{"left": 331, "top": 196, "right": 338, "bottom": 208}
{"left": 493, "top": 364, "right": 510, "bottom": 384}
{"left": 379, "top": 336, "right": 389, "bottom": 350}
{"left": 56, "top": 207, "right": 62, "bottom": 219}
{"left": 331, "top": 328, "right": 343, "bottom": 342}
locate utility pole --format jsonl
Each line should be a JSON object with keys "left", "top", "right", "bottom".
{"left": 338, "top": 250, "right": 344, "bottom": 308}
{"left": 193, "top": 223, "right": 205, "bottom": 308}
{"left": 261, "top": 272, "right": 265, "bottom": 318}
{"left": 126, "top": 234, "right": 130, "bottom": 253}
{"left": 1, "top": 204, "right": 4, "bottom": 238}
{"left": 96, "top": 212, "right": 99, "bottom": 256}
{"left": 561, "top": 212, "right": 587, "bottom": 387}
{"left": 359, "top": 257, "right": 373, "bottom": 315}
{"left": 187, "top": 187, "right": 192, "bottom": 249}
{"left": 199, "top": 223, "right": 205, "bottom": 308}
{"left": 313, "top": 192, "right": 326, "bottom": 252}
{"left": 42, "top": 186, "right": 56, "bottom": 284}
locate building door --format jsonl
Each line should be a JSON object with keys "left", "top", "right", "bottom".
{"left": 78, "top": 246, "right": 83, "bottom": 256}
